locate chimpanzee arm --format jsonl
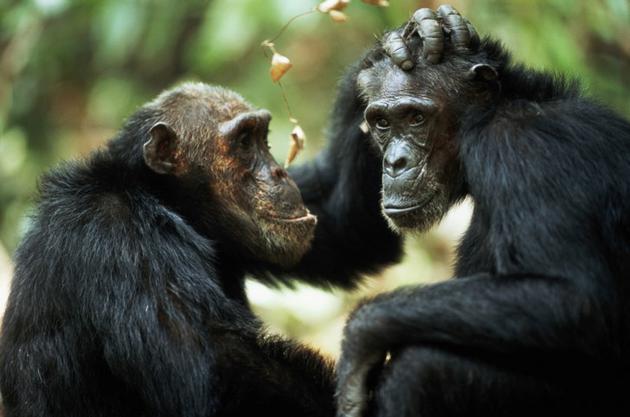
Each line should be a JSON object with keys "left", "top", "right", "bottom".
{"left": 87, "top": 213, "right": 261, "bottom": 417}
{"left": 336, "top": 274, "right": 614, "bottom": 417}
{"left": 93, "top": 214, "right": 335, "bottom": 417}
{"left": 101, "top": 298, "right": 336, "bottom": 417}
{"left": 284, "top": 56, "right": 403, "bottom": 289}
{"left": 215, "top": 334, "right": 336, "bottom": 417}
{"left": 100, "top": 273, "right": 337, "bottom": 417}
{"left": 100, "top": 299, "right": 218, "bottom": 417}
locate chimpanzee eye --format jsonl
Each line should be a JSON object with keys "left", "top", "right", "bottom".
{"left": 410, "top": 112, "right": 425, "bottom": 126}
{"left": 238, "top": 132, "right": 253, "bottom": 148}
{"left": 375, "top": 118, "right": 390, "bottom": 130}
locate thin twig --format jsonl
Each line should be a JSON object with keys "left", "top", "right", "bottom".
{"left": 267, "top": 8, "right": 317, "bottom": 45}
{"left": 277, "top": 81, "right": 295, "bottom": 122}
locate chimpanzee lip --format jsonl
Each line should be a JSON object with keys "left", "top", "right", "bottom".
{"left": 265, "top": 212, "right": 317, "bottom": 223}
{"left": 383, "top": 194, "right": 434, "bottom": 217}
{"left": 383, "top": 203, "right": 424, "bottom": 216}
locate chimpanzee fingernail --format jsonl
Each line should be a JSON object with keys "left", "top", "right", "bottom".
{"left": 401, "top": 60, "right": 414, "bottom": 70}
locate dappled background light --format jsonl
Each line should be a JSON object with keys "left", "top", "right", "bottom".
{"left": 1, "top": 0, "right": 629, "bottom": 357}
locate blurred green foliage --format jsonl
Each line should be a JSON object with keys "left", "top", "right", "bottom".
{"left": 1, "top": 0, "right": 630, "bottom": 251}
{"left": 1, "top": 0, "right": 629, "bottom": 352}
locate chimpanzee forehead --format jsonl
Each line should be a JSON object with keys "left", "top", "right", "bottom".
{"left": 146, "top": 82, "right": 262, "bottom": 152}
{"left": 358, "top": 58, "right": 467, "bottom": 106}
{"left": 154, "top": 82, "right": 254, "bottom": 123}
{"left": 358, "top": 60, "right": 437, "bottom": 103}
{"left": 379, "top": 67, "right": 420, "bottom": 96}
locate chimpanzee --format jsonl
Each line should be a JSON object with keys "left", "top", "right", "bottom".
{"left": 0, "top": 82, "right": 400, "bottom": 417}
{"left": 335, "top": 5, "right": 630, "bottom": 417}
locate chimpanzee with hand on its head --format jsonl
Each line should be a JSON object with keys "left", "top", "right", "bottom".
{"left": 335, "top": 5, "right": 630, "bottom": 417}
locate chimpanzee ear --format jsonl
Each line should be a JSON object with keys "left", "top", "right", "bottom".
{"left": 143, "top": 122, "right": 179, "bottom": 175}
{"left": 467, "top": 63, "right": 498, "bottom": 82}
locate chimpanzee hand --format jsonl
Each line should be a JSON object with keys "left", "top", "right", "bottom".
{"left": 381, "top": 4, "right": 479, "bottom": 69}
{"left": 335, "top": 299, "right": 387, "bottom": 417}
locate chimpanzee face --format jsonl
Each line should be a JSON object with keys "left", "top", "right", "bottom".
{"left": 357, "top": 59, "right": 464, "bottom": 232}
{"left": 142, "top": 84, "right": 316, "bottom": 267}
{"left": 209, "top": 107, "right": 317, "bottom": 266}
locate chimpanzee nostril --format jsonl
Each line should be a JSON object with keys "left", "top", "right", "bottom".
{"left": 272, "top": 166, "right": 288, "bottom": 180}
{"left": 384, "top": 155, "right": 409, "bottom": 177}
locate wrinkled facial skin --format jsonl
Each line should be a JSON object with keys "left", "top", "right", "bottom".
{"left": 144, "top": 85, "right": 316, "bottom": 267}
{"left": 358, "top": 59, "right": 465, "bottom": 232}
{"left": 208, "top": 109, "right": 317, "bottom": 267}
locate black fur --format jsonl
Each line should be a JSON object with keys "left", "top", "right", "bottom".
{"left": 338, "top": 37, "right": 630, "bottom": 416}
{"left": 0, "top": 71, "right": 402, "bottom": 416}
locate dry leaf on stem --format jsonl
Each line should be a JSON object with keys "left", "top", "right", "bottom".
{"left": 270, "top": 52, "right": 293, "bottom": 82}
{"left": 329, "top": 10, "right": 348, "bottom": 23}
{"left": 317, "top": 0, "right": 350, "bottom": 13}
{"left": 285, "top": 123, "right": 306, "bottom": 168}
{"left": 362, "top": 0, "right": 389, "bottom": 6}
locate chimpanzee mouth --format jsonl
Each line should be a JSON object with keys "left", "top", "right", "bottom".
{"left": 383, "top": 193, "right": 435, "bottom": 218}
{"left": 265, "top": 212, "right": 317, "bottom": 224}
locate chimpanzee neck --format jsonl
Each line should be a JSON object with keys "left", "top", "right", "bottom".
{"left": 213, "top": 252, "right": 250, "bottom": 306}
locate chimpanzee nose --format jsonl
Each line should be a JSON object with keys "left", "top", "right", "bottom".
{"left": 383, "top": 142, "right": 413, "bottom": 177}
{"left": 384, "top": 155, "right": 409, "bottom": 177}
{"left": 271, "top": 166, "right": 288, "bottom": 180}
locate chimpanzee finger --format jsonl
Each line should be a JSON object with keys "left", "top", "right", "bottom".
{"left": 437, "top": 5, "right": 471, "bottom": 52}
{"left": 412, "top": 8, "right": 444, "bottom": 64}
{"left": 382, "top": 31, "right": 414, "bottom": 71}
